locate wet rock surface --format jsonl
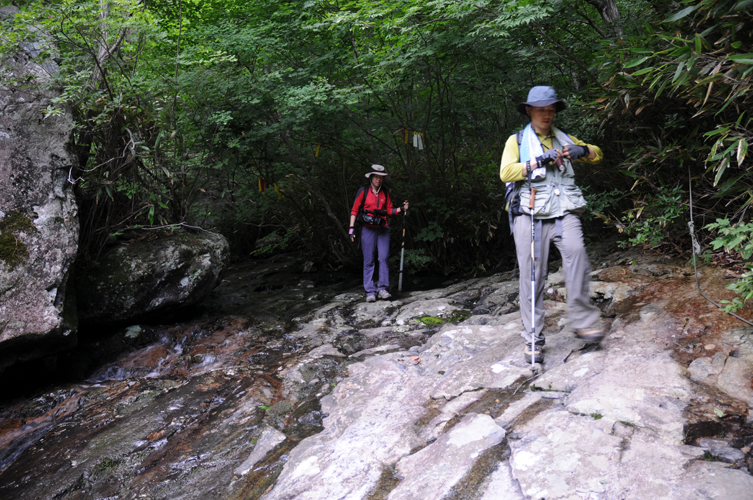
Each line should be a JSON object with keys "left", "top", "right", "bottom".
{"left": 0, "top": 12, "right": 79, "bottom": 366}
{"left": 1, "top": 243, "right": 753, "bottom": 499}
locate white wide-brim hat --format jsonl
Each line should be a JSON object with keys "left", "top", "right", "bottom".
{"left": 365, "top": 164, "right": 389, "bottom": 178}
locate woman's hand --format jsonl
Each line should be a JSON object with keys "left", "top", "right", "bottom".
{"left": 563, "top": 145, "right": 589, "bottom": 161}
{"left": 402, "top": 201, "right": 409, "bottom": 213}
{"left": 349, "top": 227, "right": 355, "bottom": 242}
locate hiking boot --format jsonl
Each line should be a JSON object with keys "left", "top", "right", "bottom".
{"left": 377, "top": 289, "right": 392, "bottom": 300}
{"left": 576, "top": 328, "right": 605, "bottom": 343}
{"left": 524, "top": 346, "right": 543, "bottom": 364}
{"left": 366, "top": 294, "right": 376, "bottom": 303}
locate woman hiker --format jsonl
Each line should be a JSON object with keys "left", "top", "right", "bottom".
{"left": 500, "top": 86, "right": 605, "bottom": 364}
{"left": 349, "top": 164, "right": 409, "bottom": 302}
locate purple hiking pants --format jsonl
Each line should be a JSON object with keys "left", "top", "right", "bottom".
{"left": 361, "top": 225, "right": 390, "bottom": 295}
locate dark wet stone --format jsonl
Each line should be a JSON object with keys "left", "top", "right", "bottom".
{"left": 76, "top": 229, "right": 229, "bottom": 327}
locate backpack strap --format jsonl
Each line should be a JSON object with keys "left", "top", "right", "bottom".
{"left": 359, "top": 185, "right": 391, "bottom": 214}
{"left": 505, "top": 129, "right": 527, "bottom": 233}
{"left": 357, "top": 186, "right": 368, "bottom": 215}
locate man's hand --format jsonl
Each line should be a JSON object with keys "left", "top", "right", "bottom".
{"left": 564, "top": 145, "right": 589, "bottom": 161}
{"left": 536, "top": 149, "right": 560, "bottom": 166}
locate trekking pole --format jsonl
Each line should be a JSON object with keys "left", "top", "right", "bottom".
{"left": 529, "top": 183, "right": 538, "bottom": 372}
{"left": 398, "top": 205, "right": 407, "bottom": 292}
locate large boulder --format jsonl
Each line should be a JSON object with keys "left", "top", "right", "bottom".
{"left": 0, "top": 6, "right": 80, "bottom": 368}
{"left": 76, "top": 229, "right": 229, "bottom": 326}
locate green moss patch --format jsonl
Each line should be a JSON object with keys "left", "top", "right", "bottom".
{"left": 419, "top": 316, "right": 445, "bottom": 327}
{"left": 1, "top": 211, "right": 35, "bottom": 233}
{"left": 0, "top": 211, "right": 35, "bottom": 269}
{"left": 419, "top": 309, "right": 472, "bottom": 327}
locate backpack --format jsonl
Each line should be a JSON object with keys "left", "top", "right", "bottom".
{"left": 504, "top": 130, "right": 525, "bottom": 232}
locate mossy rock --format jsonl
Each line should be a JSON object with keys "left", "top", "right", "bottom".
{"left": 76, "top": 228, "right": 230, "bottom": 326}
{"left": 0, "top": 211, "right": 34, "bottom": 270}
{"left": 419, "top": 309, "right": 472, "bottom": 327}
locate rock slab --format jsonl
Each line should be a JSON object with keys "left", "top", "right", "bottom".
{"left": 0, "top": 8, "right": 80, "bottom": 367}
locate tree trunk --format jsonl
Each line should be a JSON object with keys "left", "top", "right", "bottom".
{"left": 586, "top": 0, "right": 621, "bottom": 24}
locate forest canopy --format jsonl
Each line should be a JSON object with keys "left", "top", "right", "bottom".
{"left": 1, "top": 0, "right": 752, "bottom": 300}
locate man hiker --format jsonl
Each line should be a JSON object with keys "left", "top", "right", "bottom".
{"left": 500, "top": 86, "right": 604, "bottom": 364}
{"left": 349, "top": 164, "right": 409, "bottom": 302}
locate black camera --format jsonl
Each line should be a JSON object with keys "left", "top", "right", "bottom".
{"left": 357, "top": 212, "right": 386, "bottom": 226}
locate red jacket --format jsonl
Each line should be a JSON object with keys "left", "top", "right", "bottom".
{"left": 351, "top": 186, "right": 397, "bottom": 228}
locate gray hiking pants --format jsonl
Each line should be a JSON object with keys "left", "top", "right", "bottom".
{"left": 513, "top": 213, "right": 600, "bottom": 346}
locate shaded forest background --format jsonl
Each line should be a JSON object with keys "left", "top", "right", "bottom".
{"left": 1, "top": 0, "right": 752, "bottom": 305}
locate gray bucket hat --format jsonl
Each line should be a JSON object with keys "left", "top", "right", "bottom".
{"left": 365, "top": 164, "right": 389, "bottom": 178}
{"left": 517, "top": 86, "right": 568, "bottom": 115}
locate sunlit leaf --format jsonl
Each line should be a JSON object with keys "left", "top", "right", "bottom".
{"left": 672, "top": 62, "right": 685, "bottom": 83}
{"left": 715, "top": 157, "right": 729, "bottom": 186}
{"left": 738, "top": 139, "right": 748, "bottom": 166}
{"left": 624, "top": 57, "right": 649, "bottom": 68}
{"left": 664, "top": 6, "right": 698, "bottom": 22}
{"left": 632, "top": 67, "right": 654, "bottom": 76}
{"left": 729, "top": 54, "right": 753, "bottom": 64}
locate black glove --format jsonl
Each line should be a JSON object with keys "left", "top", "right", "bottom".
{"left": 536, "top": 149, "right": 559, "bottom": 166}
{"left": 566, "top": 145, "right": 588, "bottom": 161}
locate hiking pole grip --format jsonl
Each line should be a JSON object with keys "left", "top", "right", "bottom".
{"left": 528, "top": 188, "right": 537, "bottom": 210}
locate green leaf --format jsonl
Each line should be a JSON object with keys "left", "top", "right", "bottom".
{"left": 738, "top": 139, "right": 748, "bottom": 166}
{"left": 715, "top": 157, "right": 729, "bottom": 186}
{"left": 734, "top": 0, "right": 753, "bottom": 11}
{"left": 714, "top": 408, "right": 725, "bottom": 418}
{"left": 624, "top": 57, "right": 649, "bottom": 68}
{"left": 632, "top": 67, "right": 654, "bottom": 76}
{"left": 729, "top": 54, "right": 753, "bottom": 64}
{"left": 672, "top": 62, "right": 685, "bottom": 83}
{"left": 665, "top": 6, "right": 698, "bottom": 22}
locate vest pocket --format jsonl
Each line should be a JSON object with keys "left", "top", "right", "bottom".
{"left": 520, "top": 185, "right": 556, "bottom": 217}
{"left": 562, "top": 185, "right": 587, "bottom": 214}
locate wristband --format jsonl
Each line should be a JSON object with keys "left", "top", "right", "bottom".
{"left": 526, "top": 160, "right": 531, "bottom": 175}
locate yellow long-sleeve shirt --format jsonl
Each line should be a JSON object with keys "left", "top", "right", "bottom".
{"left": 499, "top": 131, "right": 603, "bottom": 184}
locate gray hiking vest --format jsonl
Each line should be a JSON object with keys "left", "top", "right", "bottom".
{"left": 518, "top": 132, "right": 587, "bottom": 220}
